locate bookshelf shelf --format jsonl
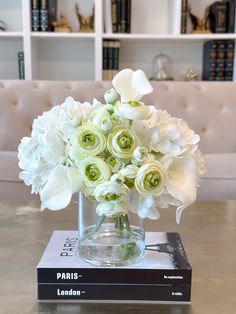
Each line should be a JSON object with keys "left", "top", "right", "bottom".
{"left": 0, "top": 0, "right": 235, "bottom": 81}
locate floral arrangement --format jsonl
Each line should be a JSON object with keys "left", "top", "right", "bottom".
{"left": 18, "top": 69, "right": 205, "bottom": 224}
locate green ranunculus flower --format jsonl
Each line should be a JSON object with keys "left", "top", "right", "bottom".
{"left": 135, "top": 161, "right": 165, "bottom": 196}
{"left": 76, "top": 125, "right": 106, "bottom": 157}
{"left": 107, "top": 125, "right": 140, "bottom": 159}
{"left": 79, "top": 157, "right": 111, "bottom": 187}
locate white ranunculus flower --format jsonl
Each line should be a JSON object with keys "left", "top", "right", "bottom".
{"left": 79, "top": 157, "right": 111, "bottom": 187}
{"left": 119, "top": 165, "right": 139, "bottom": 178}
{"left": 107, "top": 125, "right": 140, "bottom": 159}
{"left": 40, "top": 165, "right": 82, "bottom": 211}
{"left": 129, "top": 191, "right": 160, "bottom": 220}
{"left": 75, "top": 124, "right": 106, "bottom": 157}
{"left": 96, "top": 202, "right": 128, "bottom": 217}
{"left": 104, "top": 88, "right": 119, "bottom": 104}
{"left": 165, "top": 157, "right": 198, "bottom": 224}
{"left": 94, "top": 181, "right": 129, "bottom": 203}
{"left": 89, "top": 107, "right": 113, "bottom": 132}
{"left": 135, "top": 161, "right": 165, "bottom": 196}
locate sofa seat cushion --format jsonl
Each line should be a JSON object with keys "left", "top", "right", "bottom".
{"left": 198, "top": 153, "right": 236, "bottom": 200}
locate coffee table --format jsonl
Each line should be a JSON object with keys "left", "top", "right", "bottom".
{"left": 0, "top": 198, "right": 235, "bottom": 314}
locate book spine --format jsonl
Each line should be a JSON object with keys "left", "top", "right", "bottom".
{"left": 17, "top": 51, "right": 25, "bottom": 80}
{"left": 126, "top": 0, "right": 131, "bottom": 33}
{"left": 226, "top": 0, "right": 235, "bottom": 33}
{"left": 48, "top": 0, "right": 57, "bottom": 32}
{"left": 180, "top": 0, "right": 188, "bottom": 34}
{"left": 202, "top": 40, "right": 218, "bottom": 80}
{"left": 102, "top": 40, "right": 109, "bottom": 80}
{"left": 120, "top": 0, "right": 126, "bottom": 33}
{"left": 31, "top": 0, "right": 40, "bottom": 31}
{"left": 216, "top": 40, "right": 226, "bottom": 81}
{"left": 107, "top": 40, "right": 114, "bottom": 80}
{"left": 224, "top": 39, "right": 235, "bottom": 80}
{"left": 209, "top": 2, "right": 228, "bottom": 33}
{"left": 40, "top": 0, "right": 49, "bottom": 32}
{"left": 117, "top": 0, "right": 122, "bottom": 33}
{"left": 111, "top": 0, "right": 118, "bottom": 33}
{"left": 38, "top": 283, "right": 191, "bottom": 302}
{"left": 37, "top": 267, "right": 191, "bottom": 285}
{"left": 112, "top": 40, "right": 120, "bottom": 78}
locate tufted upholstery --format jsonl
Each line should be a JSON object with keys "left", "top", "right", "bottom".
{"left": 0, "top": 80, "right": 236, "bottom": 200}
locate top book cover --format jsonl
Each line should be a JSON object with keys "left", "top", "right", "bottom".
{"left": 37, "top": 231, "right": 191, "bottom": 285}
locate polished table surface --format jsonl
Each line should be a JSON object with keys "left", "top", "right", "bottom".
{"left": 0, "top": 198, "right": 236, "bottom": 314}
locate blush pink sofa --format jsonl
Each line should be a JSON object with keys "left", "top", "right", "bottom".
{"left": 0, "top": 80, "right": 236, "bottom": 201}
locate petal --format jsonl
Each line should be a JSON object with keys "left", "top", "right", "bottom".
{"left": 112, "top": 69, "right": 153, "bottom": 102}
{"left": 40, "top": 166, "right": 81, "bottom": 211}
{"left": 166, "top": 157, "right": 197, "bottom": 224}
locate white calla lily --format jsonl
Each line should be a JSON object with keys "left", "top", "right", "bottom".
{"left": 165, "top": 157, "right": 197, "bottom": 224}
{"left": 112, "top": 68, "right": 153, "bottom": 102}
{"left": 40, "top": 165, "right": 82, "bottom": 211}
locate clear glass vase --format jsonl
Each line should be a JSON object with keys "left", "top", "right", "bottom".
{"left": 77, "top": 193, "right": 145, "bottom": 267}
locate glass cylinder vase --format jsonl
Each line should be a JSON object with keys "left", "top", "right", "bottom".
{"left": 77, "top": 192, "right": 145, "bottom": 267}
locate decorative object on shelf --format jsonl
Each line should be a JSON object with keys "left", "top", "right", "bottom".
{"left": 18, "top": 69, "right": 205, "bottom": 267}
{"left": 188, "top": 5, "right": 211, "bottom": 33}
{"left": 184, "top": 68, "right": 199, "bottom": 81}
{"left": 0, "top": 20, "right": 6, "bottom": 31}
{"left": 52, "top": 12, "right": 72, "bottom": 32}
{"left": 75, "top": 3, "right": 94, "bottom": 32}
{"left": 150, "top": 53, "right": 174, "bottom": 81}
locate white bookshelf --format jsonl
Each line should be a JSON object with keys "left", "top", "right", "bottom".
{"left": 0, "top": 0, "right": 235, "bottom": 81}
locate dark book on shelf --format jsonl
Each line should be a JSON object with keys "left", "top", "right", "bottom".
{"left": 181, "top": 0, "right": 188, "bottom": 34}
{"left": 223, "top": 0, "right": 235, "bottom": 33}
{"left": 31, "top": 0, "right": 40, "bottom": 31}
{"left": 111, "top": 0, "right": 118, "bottom": 33}
{"left": 48, "top": 0, "right": 57, "bottom": 32}
{"left": 40, "top": 0, "right": 49, "bottom": 31}
{"left": 102, "top": 40, "right": 120, "bottom": 80}
{"left": 224, "top": 40, "right": 235, "bottom": 80}
{"left": 17, "top": 51, "right": 25, "bottom": 80}
{"left": 120, "top": 0, "right": 127, "bottom": 33}
{"left": 202, "top": 40, "right": 218, "bottom": 80}
{"left": 209, "top": 1, "right": 228, "bottom": 33}
{"left": 126, "top": 0, "right": 132, "bottom": 33}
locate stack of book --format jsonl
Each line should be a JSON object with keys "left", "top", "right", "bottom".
{"left": 31, "top": 0, "right": 57, "bottom": 32}
{"left": 102, "top": 40, "right": 120, "bottom": 80}
{"left": 202, "top": 40, "right": 235, "bottom": 81}
{"left": 111, "top": 0, "right": 132, "bottom": 33}
{"left": 37, "top": 230, "right": 192, "bottom": 303}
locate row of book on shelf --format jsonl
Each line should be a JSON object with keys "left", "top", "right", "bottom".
{"left": 37, "top": 231, "right": 192, "bottom": 302}
{"left": 31, "top": 0, "right": 57, "bottom": 32}
{"left": 181, "top": 0, "right": 235, "bottom": 34}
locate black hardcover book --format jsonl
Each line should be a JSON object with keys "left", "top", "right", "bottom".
{"left": 111, "top": 0, "right": 118, "bottom": 33}
{"left": 126, "top": 0, "right": 131, "bottom": 33}
{"left": 40, "top": 0, "right": 49, "bottom": 31}
{"left": 17, "top": 51, "right": 25, "bottom": 80}
{"left": 181, "top": 0, "right": 188, "bottom": 34}
{"left": 38, "top": 283, "right": 191, "bottom": 302}
{"left": 120, "top": 0, "right": 126, "bottom": 33}
{"left": 224, "top": 40, "right": 235, "bottom": 80}
{"left": 102, "top": 40, "right": 109, "bottom": 80}
{"left": 117, "top": 0, "right": 122, "bottom": 32}
{"left": 31, "top": 0, "right": 40, "bottom": 31}
{"left": 48, "top": 0, "right": 57, "bottom": 32}
{"left": 202, "top": 40, "right": 218, "bottom": 80}
{"left": 209, "top": 1, "right": 228, "bottom": 33}
{"left": 112, "top": 40, "right": 120, "bottom": 77}
{"left": 223, "top": 0, "right": 235, "bottom": 32}
{"left": 37, "top": 231, "right": 192, "bottom": 286}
